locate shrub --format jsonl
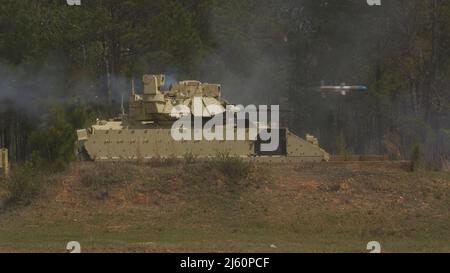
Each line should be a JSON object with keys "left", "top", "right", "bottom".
{"left": 183, "top": 152, "right": 197, "bottom": 164}
{"left": 210, "top": 153, "right": 251, "bottom": 177}
{"left": 80, "top": 163, "right": 136, "bottom": 187}
{"left": 207, "top": 153, "right": 253, "bottom": 190}
{"left": 4, "top": 163, "right": 43, "bottom": 205}
{"left": 146, "top": 155, "right": 182, "bottom": 167}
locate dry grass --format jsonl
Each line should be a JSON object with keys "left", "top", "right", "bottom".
{"left": 0, "top": 161, "right": 448, "bottom": 252}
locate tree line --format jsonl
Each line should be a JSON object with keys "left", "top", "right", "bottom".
{"left": 0, "top": 0, "right": 448, "bottom": 169}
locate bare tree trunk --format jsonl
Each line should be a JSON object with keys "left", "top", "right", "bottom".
{"left": 426, "top": 0, "right": 438, "bottom": 121}
{"left": 103, "top": 40, "right": 112, "bottom": 109}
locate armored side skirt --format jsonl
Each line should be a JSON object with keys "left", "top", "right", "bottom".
{"left": 76, "top": 128, "right": 329, "bottom": 162}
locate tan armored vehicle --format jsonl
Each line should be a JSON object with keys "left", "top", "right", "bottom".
{"left": 76, "top": 74, "right": 329, "bottom": 162}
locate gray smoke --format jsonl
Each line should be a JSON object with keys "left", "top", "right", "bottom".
{"left": 191, "top": 2, "right": 291, "bottom": 106}
{"left": 0, "top": 56, "right": 130, "bottom": 120}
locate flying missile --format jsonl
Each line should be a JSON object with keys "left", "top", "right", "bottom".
{"left": 319, "top": 83, "right": 368, "bottom": 96}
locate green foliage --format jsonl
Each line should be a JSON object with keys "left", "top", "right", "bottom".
{"left": 29, "top": 102, "right": 95, "bottom": 171}
{"left": 207, "top": 153, "right": 253, "bottom": 191}
{"left": 0, "top": 1, "right": 39, "bottom": 64}
{"left": 4, "top": 163, "right": 43, "bottom": 205}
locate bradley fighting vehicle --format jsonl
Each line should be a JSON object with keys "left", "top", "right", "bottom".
{"left": 76, "top": 74, "right": 345, "bottom": 162}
